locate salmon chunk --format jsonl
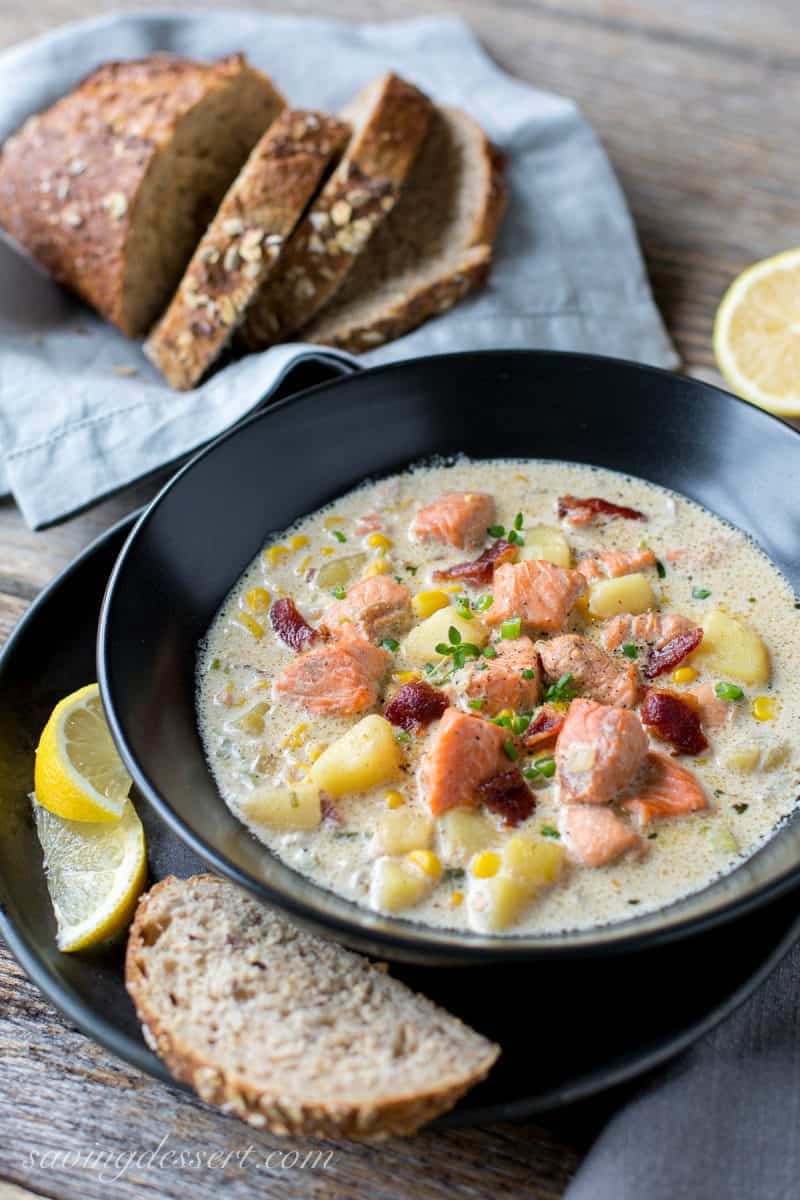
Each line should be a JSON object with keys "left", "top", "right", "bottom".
{"left": 603, "top": 612, "right": 696, "bottom": 652}
{"left": 420, "top": 707, "right": 508, "bottom": 815}
{"left": 556, "top": 698, "right": 649, "bottom": 805}
{"left": 463, "top": 636, "right": 542, "bottom": 716}
{"left": 623, "top": 752, "right": 708, "bottom": 827}
{"left": 577, "top": 548, "right": 656, "bottom": 583}
{"left": 274, "top": 637, "right": 390, "bottom": 717}
{"left": 685, "top": 683, "right": 733, "bottom": 730}
{"left": 320, "top": 576, "right": 412, "bottom": 644}
{"left": 537, "top": 634, "right": 639, "bottom": 708}
{"left": 410, "top": 491, "right": 495, "bottom": 550}
{"left": 561, "top": 805, "right": 641, "bottom": 867}
{"left": 486, "top": 560, "right": 587, "bottom": 634}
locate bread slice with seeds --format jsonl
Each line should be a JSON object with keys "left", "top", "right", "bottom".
{"left": 145, "top": 110, "right": 349, "bottom": 390}
{"left": 238, "top": 73, "right": 432, "bottom": 351}
{"left": 126, "top": 874, "right": 499, "bottom": 1138}
{"left": 0, "top": 54, "right": 284, "bottom": 337}
{"left": 301, "top": 106, "right": 506, "bottom": 354}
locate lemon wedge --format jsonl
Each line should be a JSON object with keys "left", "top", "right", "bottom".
{"left": 714, "top": 249, "right": 800, "bottom": 417}
{"left": 33, "top": 796, "right": 147, "bottom": 952}
{"left": 34, "top": 683, "right": 132, "bottom": 822}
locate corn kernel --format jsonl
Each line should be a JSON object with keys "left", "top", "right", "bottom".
{"left": 289, "top": 534, "right": 309, "bottom": 551}
{"left": 496, "top": 708, "right": 514, "bottom": 723}
{"left": 450, "top": 890, "right": 464, "bottom": 908}
{"left": 296, "top": 555, "right": 313, "bottom": 574}
{"left": 324, "top": 516, "right": 343, "bottom": 529}
{"left": 264, "top": 544, "right": 288, "bottom": 566}
{"left": 672, "top": 666, "right": 698, "bottom": 684}
{"left": 412, "top": 589, "right": 450, "bottom": 619}
{"left": 245, "top": 586, "right": 271, "bottom": 614}
{"left": 394, "top": 671, "right": 422, "bottom": 685}
{"left": 752, "top": 695, "right": 776, "bottom": 722}
{"left": 437, "top": 583, "right": 463, "bottom": 594}
{"left": 407, "top": 849, "right": 442, "bottom": 879}
{"left": 321, "top": 547, "right": 335, "bottom": 556}
{"left": 366, "top": 532, "right": 393, "bottom": 552}
{"left": 308, "top": 743, "right": 327, "bottom": 763}
{"left": 472, "top": 850, "right": 501, "bottom": 879}
{"left": 282, "top": 723, "right": 309, "bottom": 750}
{"left": 235, "top": 611, "right": 264, "bottom": 639}
{"left": 363, "top": 557, "right": 391, "bottom": 578}
{"left": 385, "top": 790, "right": 405, "bottom": 809}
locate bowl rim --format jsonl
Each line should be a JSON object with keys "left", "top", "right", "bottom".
{"left": 97, "top": 348, "right": 800, "bottom": 963}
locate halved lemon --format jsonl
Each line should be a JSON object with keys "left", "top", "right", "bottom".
{"left": 714, "top": 249, "right": 800, "bottom": 417}
{"left": 34, "top": 683, "right": 132, "bottom": 822}
{"left": 33, "top": 796, "right": 147, "bottom": 952}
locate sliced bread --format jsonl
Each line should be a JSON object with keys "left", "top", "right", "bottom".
{"left": 238, "top": 72, "right": 432, "bottom": 351}
{"left": 145, "top": 110, "right": 349, "bottom": 389}
{"left": 126, "top": 874, "right": 499, "bottom": 1138}
{"left": 301, "top": 106, "right": 507, "bottom": 354}
{"left": 0, "top": 54, "right": 285, "bottom": 336}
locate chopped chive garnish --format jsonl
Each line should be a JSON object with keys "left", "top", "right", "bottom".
{"left": 500, "top": 617, "right": 522, "bottom": 640}
{"left": 503, "top": 740, "right": 518, "bottom": 762}
{"left": 331, "top": 529, "right": 347, "bottom": 543}
{"left": 627, "top": 899, "right": 641, "bottom": 906}
{"left": 514, "top": 512, "right": 524, "bottom": 530}
{"left": 540, "top": 825, "right": 560, "bottom": 839}
{"left": 210, "top": 657, "right": 221, "bottom": 670}
{"left": 715, "top": 681, "right": 744, "bottom": 701}
{"left": 395, "top": 729, "right": 411, "bottom": 743}
{"left": 333, "top": 831, "right": 360, "bottom": 840}
{"left": 454, "top": 598, "right": 472, "bottom": 620}
{"left": 331, "top": 585, "right": 346, "bottom": 600}
{"left": 534, "top": 756, "right": 556, "bottom": 778}
{"left": 544, "top": 673, "right": 576, "bottom": 703}
{"left": 381, "top": 637, "right": 399, "bottom": 652}
{"left": 647, "top": 831, "right": 659, "bottom": 840}
{"left": 522, "top": 667, "right": 535, "bottom": 680}
{"left": 492, "top": 714, "right": 514, "bottom": 729}
{"left": 692, "top": 587, "right": 711, "bottom": 600}
{"left": 467, "top": 698, "right": 484, "bottom": 710}
{"left": 622, "top": 643, "right": 639, "bottom": 659}
{"left": 475, "top": 593, "right": 493, "bottom": 612}
{"left": 443, "top": 866, "right": 466, "bottom": 884}
{"left": 733, "top": 802, "right": 749, "bottom": 814}
{"left": 656, "top": 560, "right": 666, "bottom": 579}
{"left": 487, "top": 524, "right": 506, "bottom": 538}
{"left": 512, "top": 713, "right": 531, "bottom": 735}
{"left": 483, "top": 645, "right": 498, "bottom": 659}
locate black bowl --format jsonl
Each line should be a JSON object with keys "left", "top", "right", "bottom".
{"left": 98, "top": 350, "right": 800, "bottom": 964}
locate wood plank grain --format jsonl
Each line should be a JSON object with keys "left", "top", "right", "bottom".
{"left": 0, "top": 1, "right": 796, "bottom": 1197}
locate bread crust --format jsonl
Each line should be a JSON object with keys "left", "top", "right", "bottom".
{"left": 145, "top": 110, "right": 349, "bottom": 389}
{"left": 126, "top": 874, "right": 499, "bottom": 1139}
{"left": 0, "top": 54, "right": 284, "bottom": 336}
{"left": 238, "top": 73, "right": 433, "bottom": 350}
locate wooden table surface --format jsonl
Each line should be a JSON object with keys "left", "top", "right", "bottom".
{"left": 1, "top": 1, "right": 797, "bottom": 1197}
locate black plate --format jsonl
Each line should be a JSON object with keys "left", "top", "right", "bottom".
{"left": 1, "top": 512, "right": 799, "bottom": 1120}
{"left": 98, "top": 351, "right": 800, "bottom": 964}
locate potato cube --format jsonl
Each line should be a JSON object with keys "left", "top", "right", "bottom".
{"left": 723, "top": 745, "right": 760, "bottom": 774}
{"left": 710, "top": 823, "right": 739, "bottom": 854}
{"left": 316, "top": 553, "right": 367, "bottom": 590}
{"left": 310, "top": 715, "right": 401, "bottom": 796}
{"left": 400, "top": 606, "right": 488, "bottom": 665}
{"left": 762, "top": 741, "right": 790, "bottom": 770}
{"left": 371, "top": 857, "right": 432, "bottom": 913}
{"left": 518, "top": 525, "right": 571, "bottom": 567}
{"left": 502, "top": 834, "right": 566, "bottom": 892}
{"left": 377, "top": 808, "right": 434, "bottom": 855}
{"left": 240, "top": 782, "right": 321, "bottom": 831}
{"left": 588, "top": 573, "right": 656, "bottom": 619}
{"left": 692, "top": 609, "right": 770, "bottom": 686}
{"left": 438, "top": 809, "right": 499, "bottom": 861}
{"left": 479, "top": 875, "right": 533, "bottom": 931}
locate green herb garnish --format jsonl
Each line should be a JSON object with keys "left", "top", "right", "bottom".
{"left": 692, "top": 587, "right": 711, "bottom": 600}
{"left": 533, "top": 755, "right": 556, "bottom": 778}
{"left": 715, "top": 681, "right": 744, "bottom": 701}
{"left": 475, "top": 594, "right": 494, "bottom": 612}
{"left": 395, "top": 729, "right": 411, "bottom": 744}
{"left": 483, "top": 645, "right": 498, "bottom": 660}
{"left": 733, "top": 802, "right": 749, "bottom": 814}
{"left": 210, "top": 657, "right": 221, "bottom": 670}
{"left": 333, "top": 831, "right": 360, "bottom": 840}
{"left": 522, "top": 667, "right": 535, "bottom": 680}
{"left": 512, "top": 713, "right": 531, "bottom": 735}
{"left": 514, "top": 512, "right": 524, "bottom": 531}
{"left": 503, "top": 740, "right": 518, "bottom": 762}
{"left": 331, "top": 585, "right": 346, "bottom": 600}
{"left": 467, "top": 698, "right": 484, "bottom": 711}
{"left": 544, "top": 672, "right": 576, "bottom": 703}
{"left": 331, "top": 529, "right": 347, "bottom": 543}
{"left": 622, "top": 643, "right": 639, "bottom": 659}
{"left": 500, "top": 617, "right": 522, "bottom": 640}
{"left": 507, "top": 529, "right": 525, "bottom": 547}
{"left": 540, "top": 825, "right": 560, "bottom": 839}
{"left": 435, "top": 625, "right": 481, "bottom": 671}
{"left": 487, "top": 523, "right": 506, "bottom": 538}
{"left": 453, "top": 596, "right": 473, "bottom": 620}
{"left": 381, "top": 637, "right": 399, "bottom": 652}
{"left": 443, "top": 867, "right": 466, "bottom": 884}
{"left": 656, "top": 560, "right": 667, "bottom": 579}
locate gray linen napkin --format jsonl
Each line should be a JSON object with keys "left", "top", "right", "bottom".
{"left": 0, "top": 8, "right": 676, "bottom": 528}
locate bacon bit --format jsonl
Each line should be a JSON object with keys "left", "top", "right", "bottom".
{"left": 477, "top": 769, "right": 536, "bottom": 827}
{"left": 640, "top": 690, "right": 708, "bottom": 756}
{"left": 321, "top": 795, "right": 343, "bottom": 825}
{"left": 269, "top": 598, "right": 319, "bottom": 651}
{"left": 432, "top": 539, "right": 517, "bottom": 587}
{"left": 642, "top": 627, "right": 703, "bottom": 680}
{"left": 384, "top": 681, "right": 448, "bottom": 732}
{"left": 523, "top": 705, "right": 565, "bottom": 750}
{"left": 557, "top": 494, "right": 647, "bottom": 526}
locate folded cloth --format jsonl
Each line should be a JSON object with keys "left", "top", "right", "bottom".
{"left": 565, "top": 941, "right": 800, "bottom": 1200}
{"left": 0, "top": 9, "right": 677, "bottom": 529}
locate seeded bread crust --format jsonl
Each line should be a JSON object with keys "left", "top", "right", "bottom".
{"left": 0, "top": 54, "right": 284, "bottom": 336}
{"left": 302, "top": 107, "right": 506, "bottom": 354}
{"left": 145, "top": 110, "right": 349, "bottom": 389}
{"left": 126, "top": 874, "right": 499, "bottom": 1139}
{"left": 238, "top": 73, "right": 432, "bottom": 351}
